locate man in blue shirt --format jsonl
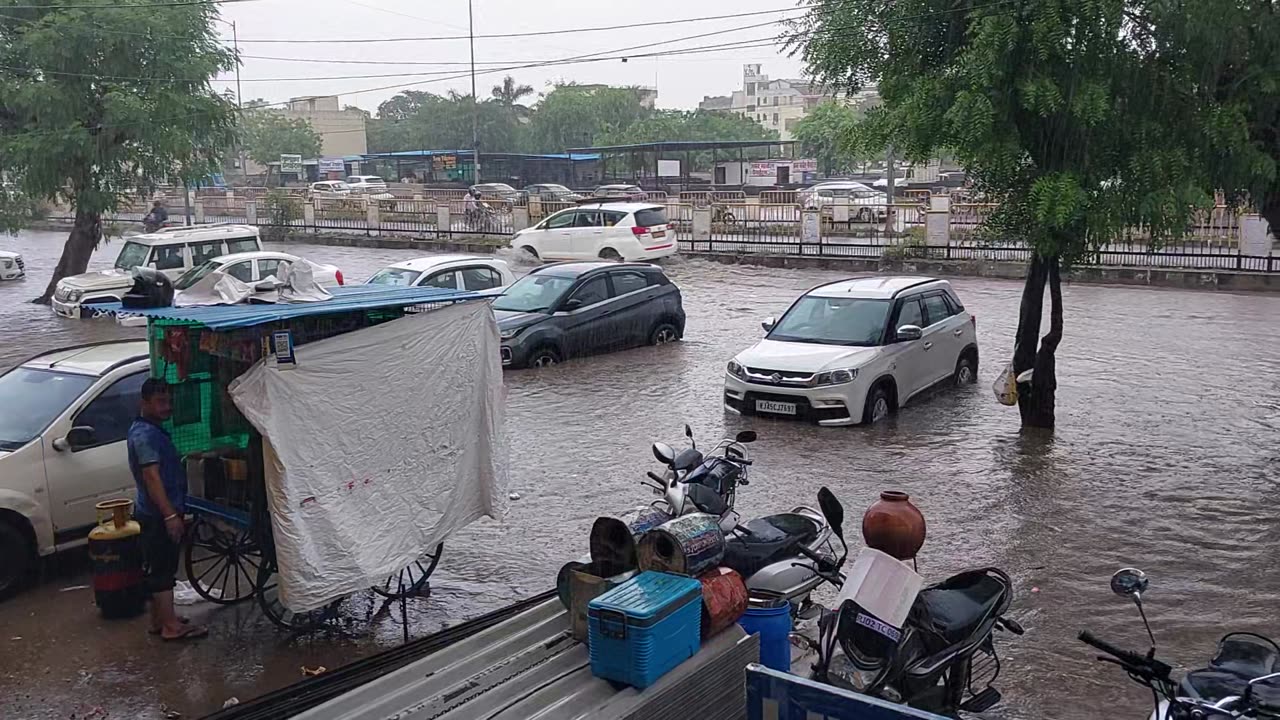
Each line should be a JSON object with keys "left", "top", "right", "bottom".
{"left": 128, "top": 378, "right": 206, "bottom": 641}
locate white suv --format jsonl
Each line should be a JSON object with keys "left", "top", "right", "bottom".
{"left": 724, "top": 277, "right": 978, "bottom": 426}
{"left": 0, "top": 340, "right": 150, "bottom": 598}
{"left": 0, "top": 250, "right": 24, "bottom": 280}
{"left": 52, "top": 224, "right": 262, "bottom": 319}
{"left": 512, "top": 202, "right": 676, "bottom": 262}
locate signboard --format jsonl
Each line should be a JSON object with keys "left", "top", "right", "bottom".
{"left": 793, "top": 159, "right": 818, "bottom": 173}
{"left": 432, "top": 154, "right": 458, "bottom": 171}
{"left": 657, "top": 159, "right": 681, "bottom": 177}
{"left": 272, "top": 330, "right": 296, "bottom": 366}
{"left": 750, "top": 161, "right": 776, "bottom": 177}
{"left": 279, "top": 154, "right": 303, "bottom": 174}
{"left": 318, "top": 157, "right": 345, "bottom": 173}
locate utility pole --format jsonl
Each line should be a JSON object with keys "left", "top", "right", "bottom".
{"left": 232, "top": 21, "right": 248, "bottom": 182}
{"left": 884, "top": 144, "right": 896, "bottom": 233}
{"left": 468, "top": 0, "right": 480, "bottom": 184}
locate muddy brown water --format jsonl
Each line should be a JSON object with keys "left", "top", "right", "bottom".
{"left": 2, "top": 229, "right": 1278, "bottom": 720}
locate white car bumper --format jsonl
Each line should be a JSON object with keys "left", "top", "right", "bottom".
{"left": 622, "top": 236, "right": 678, "bottom": 261}
{"left": 723, "top": 373, "right": 870, "bottom": 427}
{"left": 0, "top": 267, "right": 23, "bottom": 280}
{"left": 51, "top": 297, "right": 83, "bottom": 319}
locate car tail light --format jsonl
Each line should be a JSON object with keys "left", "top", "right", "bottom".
{"left": 335, "top": 269, "right": 345, "bottom": 285}
{"left": 631, "top": 226, "right": 648, "bottom": 236}
{"left": 970, "top": 313, "right": 976, "bottom": 327}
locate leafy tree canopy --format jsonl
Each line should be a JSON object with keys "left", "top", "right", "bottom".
{"left": 790, "top": 101, "right": 865, "bottom": 175}
{"left": 240, "top": 111, "right": 322, "bottom": 166}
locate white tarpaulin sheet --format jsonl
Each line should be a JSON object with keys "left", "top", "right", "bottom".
{"left": 229, "top": 302, "right": 507, "bottom": 612}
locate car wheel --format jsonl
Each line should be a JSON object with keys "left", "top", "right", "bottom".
{"left": 598, "top": 247, "right": 622, "bottom": 261}
{"left": 723, "top": 212, "right": 736, "bottom": 225}
{"left": 520, "top": 246, "right": 539, "bottom": 260}
{"left": 649, "top": 322, "right": 680, "bottom": 346}
{"left": 954, "top": 352, "right": 978, "bottom": 385}
{"left": 527, "top": 346, "right": 561, "bottom": 369}
{"left": 0, "top": 520, "right": 32, "bottom": 600}
{"left": 862, "top": 383, "right": 893, "bottom": 425}
{"left": 857, "top": 208, "right": 872, "bottom": 222}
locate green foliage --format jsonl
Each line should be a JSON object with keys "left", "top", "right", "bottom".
{"left": 0, "top": 0, "right": 237, "bottom": 225}
{"left": 601, "top": 109, "right": 777, "bottom": 146}
{"left": 491, "top": 75, "right": 534, "bottom": 117}
{"left": 787, "top": 0, "right": 1274, "bottom": 257}
{"left": 260, "top": 188, "right": 299, "bottom": 242}
{"left": 524, "top": 84, "right": 653, "bottom": 152}
{"left": 791, "top": 101, "right": 865, "bottom": 175}
{"left": 367, "top": 90, "right": 523, "bottom": 154}
{"left": 240, "top": 111, "right": 322, "bottom": 167}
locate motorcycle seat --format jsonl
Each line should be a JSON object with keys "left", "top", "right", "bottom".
{"left": 910, "top": 569, "right": 1011, "bottom": 655}
{"left": 1181, "top": 633, "right": 1280, "bottom": 710}
{"left": 721, "top": 513, "right": 821, "bottom": 578}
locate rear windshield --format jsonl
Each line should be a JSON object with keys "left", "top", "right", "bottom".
{"left": 634, "top": 208, "right": 667, "bottom": 227}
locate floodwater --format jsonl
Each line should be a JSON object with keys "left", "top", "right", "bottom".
{"left": 1, "top": 229, "right": 1279, "bottom": 720}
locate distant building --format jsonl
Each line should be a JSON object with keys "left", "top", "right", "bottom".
{"left": 697, "top": 64, "right": 878, "bottom": 141}
{"left": 281, "top": 95, "right": 368, "bottom": 157}
{"left": 575, "top": 84, "right": 659, "bottom": 109}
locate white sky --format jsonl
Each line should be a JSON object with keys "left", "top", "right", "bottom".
{"left": 210, "top": 0, "right": 807, "bottom": 112}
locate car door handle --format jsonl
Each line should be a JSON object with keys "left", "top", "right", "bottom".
{"left": 923, "top": 342, "right": 933, "bottom": 350}
{"left": 953, "top": 329, "right": 963, "bottom": 336}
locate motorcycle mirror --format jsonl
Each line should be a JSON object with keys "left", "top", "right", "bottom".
{"left": 735, "top": 430, "right": 757, "bottom": 444}
{"left": 684, "top": 424, "right": 695, "bottom": 449}
{"left": 1110, "top": 568, "right": 1149, "bottom": 599}
{"left": 817, "top": 487, "right": 845, "bottom": 541}
{"left": 652, "top": 442, "right": 676, "bottom": 466}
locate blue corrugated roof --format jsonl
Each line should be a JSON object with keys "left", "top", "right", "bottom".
{"left": 364, "top": 150, "right": 600, "bottom": 161}
{"left": 98, "top": 285, "right": 484, "bottom": 330}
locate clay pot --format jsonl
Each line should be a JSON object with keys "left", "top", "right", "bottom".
{"left": 861, "top": 491, "right": 926, "bottom": 561}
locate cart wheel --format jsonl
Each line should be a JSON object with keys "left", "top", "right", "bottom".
{"left": 255, "top": 557, "right": 339, "bottom": 632}
{"left": 372, "top": 543, "right": 444, "bottom": 599}
{"left": 184, "top": 517, "right": 260, "bottom": 605}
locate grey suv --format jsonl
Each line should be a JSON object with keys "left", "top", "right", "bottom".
{"left": 493, "top": 262, "right": 685, "bottom": 368}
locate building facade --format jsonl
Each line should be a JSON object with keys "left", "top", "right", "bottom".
{"left": 281, "top": 95, "right": 368, "bottom": 157}
{"left": 698, "top": 64, "right": 877, "bottom": 141}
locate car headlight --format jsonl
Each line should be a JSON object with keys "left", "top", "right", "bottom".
{"left": 0, "top": 259, "right": 10, "bottom": 269}
{"left": 726, "top": 359, "right": 747, "bottom": 379}
{"left": 500, "top": 326, "right": 523, "bottom": 340}
{"left": 814, "top": 368, "right": 858, "bottom": 386}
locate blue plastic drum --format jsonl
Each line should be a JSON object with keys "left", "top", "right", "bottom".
{"left": 739, "top": 599, "right": 791, "bottom": 671}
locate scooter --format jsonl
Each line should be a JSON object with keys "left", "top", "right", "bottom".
{"left": 1081, "top": 568, "right": 1280, "bottom": 719}
{"left": 797, "top": 488, "right": 1023, "bottom": 717}
{"left": 643, "top": 425, "right": 841, "bottom": 614}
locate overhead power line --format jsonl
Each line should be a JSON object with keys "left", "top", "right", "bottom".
{"left": 4, "top": 0, "right": 257, "bottom": 8}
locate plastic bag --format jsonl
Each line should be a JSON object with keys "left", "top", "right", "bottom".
{"left": 993, "top": 362, "right": 1018, "bottom": 406}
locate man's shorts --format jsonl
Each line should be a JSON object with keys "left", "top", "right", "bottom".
{"left": 137, "top": 515, "right": 179, "bottom": 595}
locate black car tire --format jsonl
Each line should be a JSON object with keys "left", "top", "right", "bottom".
{"left": 649, "top": 322, "right": 680, "bottom": 346}
{"left": 0, "top": 520, "right": 32, "bottom": 600}
{"left": 862, "top": 383, "right": 893, "bottom": 425}
{"left": 857, "top": 207, "right": 872, "bottom": 222}
{"left": 527, "top": 346, "right": 561, "bottom": 369}
{"left": 722, "top": 212, "right": 736, "bottom": 225}
{"left": 598, "top": 247, "right": 622, "bottom": 261}
{"left": 954, "top": 351, "right": 978, "bottom": 385}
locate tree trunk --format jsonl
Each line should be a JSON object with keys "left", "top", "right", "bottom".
{"left": 1013, "top": 254, "right": 1064, "bottom": 430}
{"left": 33, "top": 206, "right": 102, "bottom": 304}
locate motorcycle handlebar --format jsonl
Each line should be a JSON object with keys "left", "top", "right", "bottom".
{"left": 1078, "top": 630, "right": 1149, "bottom": 669}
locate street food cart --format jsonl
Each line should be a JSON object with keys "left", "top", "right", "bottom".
{"left": 105, "top": 285, "right": 507, "bottom": 631}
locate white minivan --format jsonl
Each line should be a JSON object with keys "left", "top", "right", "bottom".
{"left": 0, "top": 341, "right": 151, "bottom": 598}
{"left": 511, "top": 202, "right": 676, "bottom": 262}
{"left": 52, "top": 224, "right": 262, "bottom": 319}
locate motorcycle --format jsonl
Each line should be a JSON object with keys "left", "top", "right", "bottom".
{"left": 643, "top": 425, "right": 841, "bottom": 614}
{"left": 1080, "top": 568, "right": 1280, "bottom": 719}
{"left": 797, "top": 489, "right": 1023, "bottom": 717}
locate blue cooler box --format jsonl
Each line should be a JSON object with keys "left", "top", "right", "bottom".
{"left": 588, "top": 571, "right": 702, "bottom": 689}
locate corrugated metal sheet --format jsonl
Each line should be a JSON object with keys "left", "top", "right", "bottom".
{"left": 746, "top": 665, "right": 950, "bottom": 720}
{"left": 98, "top": 285, "right": 484, "bottom": 330}
{"left": 294, "top": 598, "right": 759, "bottom": 720}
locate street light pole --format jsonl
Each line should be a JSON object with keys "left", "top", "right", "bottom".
{"left": 468, "top": 0, "right": 481, "bottom": 184}
{"left": 232, "top": 21, "right": 248, "bottom": 180}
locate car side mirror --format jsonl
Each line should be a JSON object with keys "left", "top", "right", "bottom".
{"left": 563, "top": 298, "right": 583, "bottom": 311}
{"left": 761, "top": 317, "right": 776, "bottom": 332}
{"left": 64, "top": 426, "right": 96, "bottom": 449}
{"left": 896, "top": 324, "right": 923, "bottom": 341}
{"left": 652, "top": 442, "right": 676, "bottom": 466}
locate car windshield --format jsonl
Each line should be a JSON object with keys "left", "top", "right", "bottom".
{"left": 769, "top": 296, "right": 891, "bottom": 346}
{"left": 365, "top": 266, "right": 422, "bottom": 287}
{"left": 114, "top": 241, "right": 150, "bottom": 271}
{"left": 492, "top": 274, "right": 576, "bottom": 313}
{"left": 333, "top": 182, "right": 351, "bottom": 191}
{"left": 173, "top": 259, "right": 224, "bottom": 290}
{"left": 0, "top": 368, "right": 95, "bottom": 451}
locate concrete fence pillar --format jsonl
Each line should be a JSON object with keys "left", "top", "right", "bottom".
{"left": 225, "top": 190, "right": 235, "bottom": 203}
{"left": 925, "top": 194, "right": 951, "bottom": 248}
{"left": 245, "top": 200, "right": 257, "bottom": 226}
{"left": 801, "top": 208, "right": 821, "bottom": 245}
{"left": 692, "top": 206, "right": 712, "bottom": 241}
{"left": 193, "top": 201, "right": 205, "bottom": 224}
{"left": 833, "top": 197, "right": 850, "bottom": 224}
{"left": 366, "top": 200, "right": 380, "bottom": 235}
{"left": 513, "top": 206, "right": 530, "bottom": 232}
{"left": 528, "top": 196, "right": 542, "bottom": 220}
{"left": 1240, "top": 214, "right": 1272, "bottom": 257}
{"left": 303, "top": 200, "right": 316, "bottom": 233}
{"left": 436, "top": 205, "right": 451, "bottom": 236}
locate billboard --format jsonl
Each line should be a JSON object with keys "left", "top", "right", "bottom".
{"left": 318, "top": 157, "right": 345, "bottom": 173}
{"left": 279, "top": 154, "right": 303, "bottom": 174}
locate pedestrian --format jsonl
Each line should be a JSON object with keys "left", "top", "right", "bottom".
{"left": 127, "top": 378, "right": 207, "bottom": 641}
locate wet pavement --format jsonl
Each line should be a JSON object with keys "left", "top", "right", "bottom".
{"left": 2, "top": 229, "right": 1279, "bottom": 720}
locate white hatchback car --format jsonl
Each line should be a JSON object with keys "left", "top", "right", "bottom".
{"left": 512, "top": 203, "right": 676, "bottom": 262}
{"left": 173, "top": 251, "right": 345, "bottom": 290}
{"left": 364, "top": 254, "right": 514, "bottom": 294}
{"left": 724, "top": 277, "right": 978, "bottom": 426}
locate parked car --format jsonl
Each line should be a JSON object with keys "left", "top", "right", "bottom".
{"left": 309, "top": 181, "right": 352, "bottom": 199}
{"left": 173, "top": 251, "right": 344, "bottom": 290}
{"left": 592, "top": 184, "right": 645, "bottom": 200}
{"left": 520, "top": 184, "right": 584, "bottom": 203}
{"left": 53, "top": 224, "right": 262, "bottom": 319}
{"left": 0, "top": 340, "right": 150, "bottom": 599}
{"left": 510, "top": 202, "right": 676, "bottom": 262}
{"left": 0, "top": 249, "right": 24, "bottom": 280}
{"left": 493, "top": 261, "right": 685, "bottom": 368}
{"left": 364, "top": 255, "right": 514, "bottom": 294}
{"left": 470, "top": 183, "right": 520, "bottom": 203}
{"left": 798, "top": 181, "right": 888, "bottom": 221}
{"left": 346, "top": 175, "right": 388, "bottom": 192}
{"left": 724, "top": 276, "right": 978, "bottom": 426}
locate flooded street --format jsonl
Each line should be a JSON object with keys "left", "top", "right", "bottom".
{"left": 2, "top": 229, "right": 1279, "bottom": 720}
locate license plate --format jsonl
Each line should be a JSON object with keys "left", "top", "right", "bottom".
{"left": 651, "top": 229, "right": 665, "bottom": 238}
{"left": 756, "top": 399, "right": 797, "bottom": 415}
